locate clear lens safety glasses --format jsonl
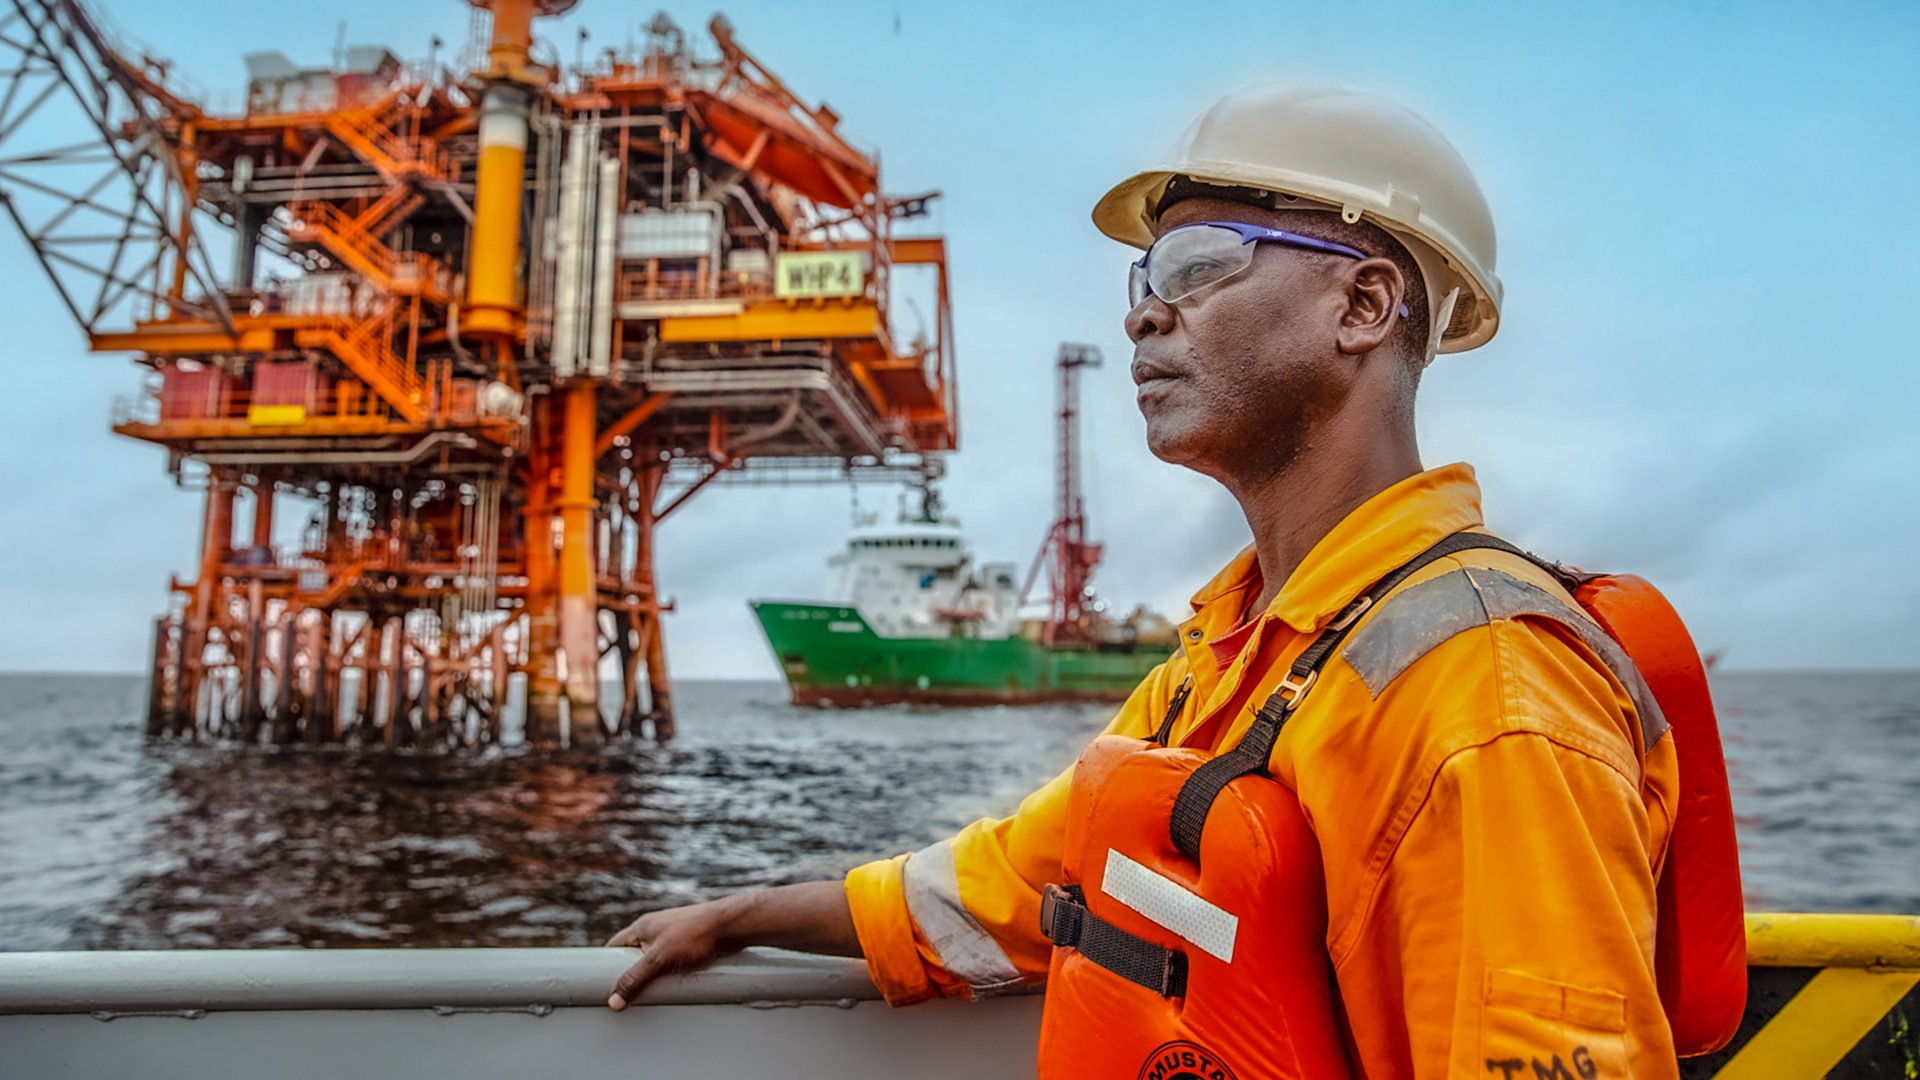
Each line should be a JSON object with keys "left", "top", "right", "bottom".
{"left": 1128, "top": 221, "right": 1405, "bottom": 312}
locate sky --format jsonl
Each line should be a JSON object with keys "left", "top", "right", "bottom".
{"left": 1, "top": 0, "right": 1916, "bottom": 676}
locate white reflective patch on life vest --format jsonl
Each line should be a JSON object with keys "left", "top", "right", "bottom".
{"left": 1101, "top": 849, "right": 1238, "bottom": 963}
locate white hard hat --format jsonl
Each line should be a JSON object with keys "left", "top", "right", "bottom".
{"left": 1093, "top": 86, "right": 1503, "bottom": 355}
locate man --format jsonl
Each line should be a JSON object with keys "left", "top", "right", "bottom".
{"left": 607, "top": 87, "right": 1681, "bottom": 1077}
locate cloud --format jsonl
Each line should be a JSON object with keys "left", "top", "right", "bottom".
{"left": 3, "top": 0, "right": 1918, "bottom": 678}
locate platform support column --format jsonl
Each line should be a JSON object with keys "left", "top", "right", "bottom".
{"left": 310, "top": 612, "right": 338, "bottom": 744}
{"left": 612, "top": 608, "right": 638, "bottom": 738}
{"left": 239, "top": 578, "right": 265, "bottom": 743}
{"left": 144, "top": 614, "right": 172, "bottom": 737}
{"left": 489, "top": 627, "right": 510, "bottom": 745}
{"left": 634, "top": 460, "right": 673, "bottom": 741}
{"left": 524, "top": 396, "right": 563, "bottom": 745}
{"left": 250, "top": 472, "right": 275, "bottom": 555}
{"left": 178, "top": 476, "right": 236, "bottom": 740}
{"left": 558, "top": 380, "right": 602, "bottom": 746}
{"left": 271, "top": 607, "right": 298, "bottom": 744}
{"left": 383, "top": 615, "right": 409, "bottom": 749}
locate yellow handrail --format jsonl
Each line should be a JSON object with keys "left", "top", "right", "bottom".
{"left": 1745, "top": 912, "right": 1920, "bottom": 969}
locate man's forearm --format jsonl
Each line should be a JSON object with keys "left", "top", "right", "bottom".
{"left": 716, "top": 880, "right": 863, "bottom": 957}
{"left": 607, "top": 879, "right": 864, "bottom": 1008}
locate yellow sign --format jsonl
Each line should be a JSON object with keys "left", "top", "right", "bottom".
{"left": 775, "top": 251, "right": 865, "bottom": 299}
{"left": 247, "top": 405, "right": 308, "bottom": 426}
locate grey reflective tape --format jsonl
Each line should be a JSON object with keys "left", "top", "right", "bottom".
{"left": 902, "top": 840, "right": 1025, "bottom": 998}
{"left": 1340, "top": 567, "right": 1670, "bottom": 752}
{"left": 1467, "top": 568, "right": 1670, "bottom": 750}
{"left": 1101, "top": 849, "right": 1238, "bottom": 963}
{"left": 1340, "top": 569, "right": 1489, "bottom": 697}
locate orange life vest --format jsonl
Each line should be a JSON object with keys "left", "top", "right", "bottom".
{"left": 1035, "top": 534, "right": 1746, "bottom": 1076}
{"left": 1570, "top": 574, "right": 1746, "bottom": 1055}
{"left": 1037, "top": 732, "right": 1353, "bottom": 1080}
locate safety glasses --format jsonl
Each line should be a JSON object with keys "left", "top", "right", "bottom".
{"left": 1129, "top": 221, "right": 1407, "bottom": 315}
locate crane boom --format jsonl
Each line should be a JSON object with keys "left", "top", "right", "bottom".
{"left": 1021, "top": 343, "right": 1104, "bottom": 644}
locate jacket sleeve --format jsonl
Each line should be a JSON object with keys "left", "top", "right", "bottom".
{"left": 843, "top": 661, "right": 1175, "bottom": 1005}
{"left": 1344, "top": 730, "right": 1679, "bottom": 1078}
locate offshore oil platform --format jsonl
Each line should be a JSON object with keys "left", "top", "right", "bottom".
{"left": 0, "top": 0, "right": 957, "bottom": 746}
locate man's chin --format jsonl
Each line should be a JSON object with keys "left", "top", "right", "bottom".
{"left": 1143, "top": 425, "right": 1203, "bottom": 469}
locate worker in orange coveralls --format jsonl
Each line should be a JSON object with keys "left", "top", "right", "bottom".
{"left": 607, "top": 87, "right": 1682, "bottom": 1078}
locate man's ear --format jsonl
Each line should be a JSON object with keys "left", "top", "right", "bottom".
{"left": 1335, "top": 258, "right": 1405, "bottom": 356}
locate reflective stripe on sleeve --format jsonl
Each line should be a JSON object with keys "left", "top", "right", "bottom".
{"left": 1340, "top": 566, "right": 1671, "bottom": 752}
{"left": 901, "top": 839, "right": 1025, "bottom": 998}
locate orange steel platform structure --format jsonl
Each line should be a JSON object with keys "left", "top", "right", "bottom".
{"left": 0, "top": 0, "right": 958, "bottom": 746}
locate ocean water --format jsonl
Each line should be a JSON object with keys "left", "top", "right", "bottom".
{"left": 0, "top": 672, "right": 1914, "bottom": 951}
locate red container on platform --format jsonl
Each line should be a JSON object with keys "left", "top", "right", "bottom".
{"left": 251, "top": 360, "right": 332, "bottom": 410}
{"left": 158, "top": 364, "right": 236, "bottom": 420}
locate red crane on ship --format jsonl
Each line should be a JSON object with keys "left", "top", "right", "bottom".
{"left": 1022, "top": 343, "right": 1104, "bottom": 645}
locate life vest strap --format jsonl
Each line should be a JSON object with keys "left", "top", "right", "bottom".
{"left": 1150, "top": 675, "right": 1194, "bottom": 746}
{"left": 1167, "top": 532, "right": 1535, "bottom": 864}
{"left": 1040, "top": 883, "right": 1189, "bottom": 998}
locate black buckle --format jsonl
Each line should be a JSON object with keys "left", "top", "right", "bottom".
{"left": 1040, "top": 882, "right": 1080, "bottom": 946}
{"left": 1161, "top": 949, "right": 1189, "bottom": 998}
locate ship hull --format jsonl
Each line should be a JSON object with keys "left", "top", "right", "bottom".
{"left": 750, "top": 601, "right": 1166, "bottom": 706}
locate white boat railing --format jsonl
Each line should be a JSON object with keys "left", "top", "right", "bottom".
{"left": 5, "top": 915, "right": 1918, "bottom": 1078}
{"left": 0, "top": 947, "right": 1046, "bottom": 1080}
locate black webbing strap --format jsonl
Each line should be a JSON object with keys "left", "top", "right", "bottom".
{"left": 1150, "top": 675, "right": 1194, "bottom": 746}
{"left": 1040, "top": 883, "right": 1189, "bottom": 998}
{"left": 1165, "top": 532, "right": 1533, "bottom": 863}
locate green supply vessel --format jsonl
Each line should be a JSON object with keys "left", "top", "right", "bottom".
{"left": 751, "top": 600, "right": 1173, "bottom": 706}
{"left": 750, "top": 514, "right": 1175, "bottom": 707}
{"left": 754, "top": 344, "right": 1174, "bottom": 706}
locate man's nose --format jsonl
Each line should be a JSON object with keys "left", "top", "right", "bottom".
{"left": 1125, "top": 295, "right": 1176, "bottom": 342}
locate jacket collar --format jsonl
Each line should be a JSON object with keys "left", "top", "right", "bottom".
{"left": 1188, "top": 463, "right": 1486, "bottom": 636}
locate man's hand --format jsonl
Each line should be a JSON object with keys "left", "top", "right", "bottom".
{"left": 605, "top": 881, "right": 862, "bottom": 1011}
{"left": 605, "top": 897, "right": 742, "bottom": 1010}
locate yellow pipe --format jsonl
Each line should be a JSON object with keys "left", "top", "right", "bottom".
{"left": 1744, "top": 912, "right": 1920, "bottom": 969}
{"left": 464, "top": 87, "right": 530, "bottom": 339}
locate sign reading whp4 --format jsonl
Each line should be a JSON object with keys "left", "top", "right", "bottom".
{"left": 775, "top": 251, "right": 865, "bottom": 299}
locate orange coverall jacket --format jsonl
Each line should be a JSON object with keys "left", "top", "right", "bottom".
{"left": 844, "top": 463, "right": 1682, "bottom": 1077}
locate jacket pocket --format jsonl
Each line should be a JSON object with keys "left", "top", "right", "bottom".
{"left": 1476, "top": 967, "right": 1627, "bottom": 1080}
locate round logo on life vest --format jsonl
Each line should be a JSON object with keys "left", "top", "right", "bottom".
{"left": 1137, "top": 1039, "right": 1238, "bottom": 1080}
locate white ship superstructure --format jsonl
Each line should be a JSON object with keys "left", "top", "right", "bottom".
{"left": 826, "top": 517, "right": 1023, "bottom": 640}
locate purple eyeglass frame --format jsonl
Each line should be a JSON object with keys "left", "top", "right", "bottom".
{"left": 1131, "top": 220, "right": 1411, "bottom": 317}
